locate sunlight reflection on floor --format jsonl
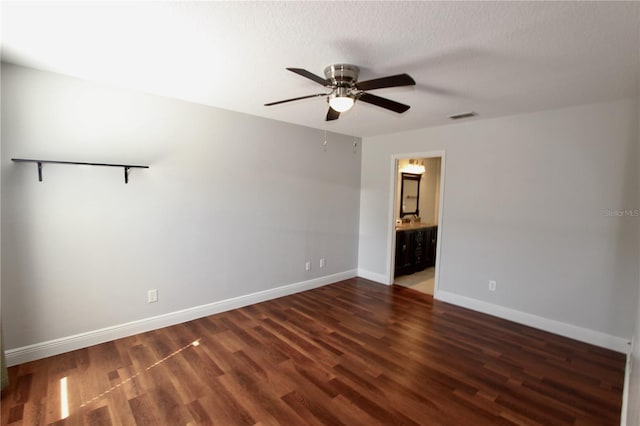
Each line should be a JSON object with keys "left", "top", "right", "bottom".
{"left": 60, "top": 376, "right": 69, "bottom": 420}
{"left": 79, "top": 338, "right": 202, "bottom": 409}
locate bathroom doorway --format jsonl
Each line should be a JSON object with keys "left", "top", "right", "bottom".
{"left": 388, "top": 152, "right": 445, "bottom": 296}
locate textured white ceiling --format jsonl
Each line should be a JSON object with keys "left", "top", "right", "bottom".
{"left": 2, "top": 1, "right": 639, "bottom": 137}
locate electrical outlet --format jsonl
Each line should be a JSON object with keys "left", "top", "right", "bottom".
{"left": 489, "top": 280, "right": 497, "bottom": 292}
{"left": 148, "top": 289, "right": 158, "bottom": 303}
{"left": 319, "top": 258, "right": 326, "bottom": 268}
{"left": 305, "top": 261, "right": 311, "bottom": 271}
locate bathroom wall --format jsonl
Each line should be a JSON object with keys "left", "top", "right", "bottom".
{"left": 395, "top": 157, "right": 441, "bottom": 224}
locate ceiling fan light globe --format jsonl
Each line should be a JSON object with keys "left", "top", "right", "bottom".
{"left": 329, "top": 96, "right": 354, "bottom": 112}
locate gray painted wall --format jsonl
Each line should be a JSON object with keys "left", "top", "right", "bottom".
{"left": 625, "top": 98, "right": 640, "bottom": 426}
{"left": 359, "top": 98, "right": 639, "bottom": 340}
{"left": 1, "top": 63, "right": 361, "bottom": 350}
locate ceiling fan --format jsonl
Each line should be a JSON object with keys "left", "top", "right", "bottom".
{"left": 264, "top": 64, "right": 416, "bottom": 121}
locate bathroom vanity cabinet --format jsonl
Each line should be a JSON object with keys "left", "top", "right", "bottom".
{"left": 395, "top": 225, "right": 437, "bottom": 277}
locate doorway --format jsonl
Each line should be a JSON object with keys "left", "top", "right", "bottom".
{"left": 388, "top": 152, "right": 445, "bottom": 296}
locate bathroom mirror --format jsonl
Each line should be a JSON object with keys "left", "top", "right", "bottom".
{"left": 400, "top": 173, "right": 421, "bottom": 217}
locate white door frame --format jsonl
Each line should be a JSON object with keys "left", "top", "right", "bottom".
{"left": 386, "top": 150, "right": 446, "bottom": 297}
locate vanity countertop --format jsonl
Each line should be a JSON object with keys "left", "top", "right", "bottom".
{"left": 395, "top": 222, "right": 437, "bottom": 231}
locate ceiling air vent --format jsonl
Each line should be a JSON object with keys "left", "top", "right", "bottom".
{"left": 449, "top": 111, "right": 477, "bottom": 120}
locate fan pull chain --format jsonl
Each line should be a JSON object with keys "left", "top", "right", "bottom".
{"left": 323, "top": 125, "right": 328, "bottom": 151}
{"left": 351, "top": 101, "right": 358, "bottom": 154}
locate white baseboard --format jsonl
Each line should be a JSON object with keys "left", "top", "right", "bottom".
{"left": 6, "top": 269, "right": 358, "bottom": 366}
{"left": 436, "top": 290, "right": 630, "bottom": 354}
{"left": 357, "top": 268, "right": 390, "bottom": 285}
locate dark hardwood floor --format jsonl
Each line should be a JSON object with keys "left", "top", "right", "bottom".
{"left": 1, "top": 278, "right": 626, "bottom": 425}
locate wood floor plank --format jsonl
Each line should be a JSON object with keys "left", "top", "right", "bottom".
{"left": 1, "top": 278, "right": 626, "bottom": 425}
{"left": 83, "top": 405, "right": 112, "bottom": 426}
{"left": 127, "top": 394, "right": 161, "bottom": 426}
{"left": 281, "top": 389, "right": 345, "bottom": 426}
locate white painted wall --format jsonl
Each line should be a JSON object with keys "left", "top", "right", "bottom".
{"left": 359, "top": 99, "right": 639, "bottom": 344}
{"left": 1, "top": 63, "right": 361, "bottom": 352}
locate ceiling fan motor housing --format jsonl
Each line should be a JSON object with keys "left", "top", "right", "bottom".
{"left": 324, "top": 64, "right": 360, "bottom": 87}
{"left": 265, "top": 64, "right": 414, "bottom": 121}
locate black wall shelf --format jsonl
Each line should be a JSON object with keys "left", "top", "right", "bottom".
{"left": 11, "top": 158, "right": 149, "bottom": 184}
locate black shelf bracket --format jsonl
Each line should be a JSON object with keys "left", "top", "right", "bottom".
{"left": 11, "top": 158, "right": 149, "bottom": 184}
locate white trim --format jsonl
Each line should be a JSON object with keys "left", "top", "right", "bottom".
{"left": 6, "top": 269, "right": 357, "bottom": 366}
{"left": 621, "top": 336, "right": 634, "bottom": 426}
{"left": 357, "top": 268, "right": 390, "bottom": 285}
{"left": 433, "top": 152, "right": 446, "bottom": 295}
{"left": 385, "top": 158, "right": 399, "bottom": 281}
{"left": 386, "top": 151, "right": 446, "bottom": 291}
{"left": 436, "top": 290, "right": 630, "bottom": 354}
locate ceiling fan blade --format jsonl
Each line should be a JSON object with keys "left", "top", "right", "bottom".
{"left": 287, "top": 68, "right": 330, "bottom": 86}
{"left": 358, "top": 92, "right": 410, "bottom": 113}
{"left": 264, "top": 93, "right": 327, "bottom": 106}
{"left": 326, "top": 107, "right": 340, "bottom": 121}
{"left": 355, "top": 73, "right": 415, "bottom": 91}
